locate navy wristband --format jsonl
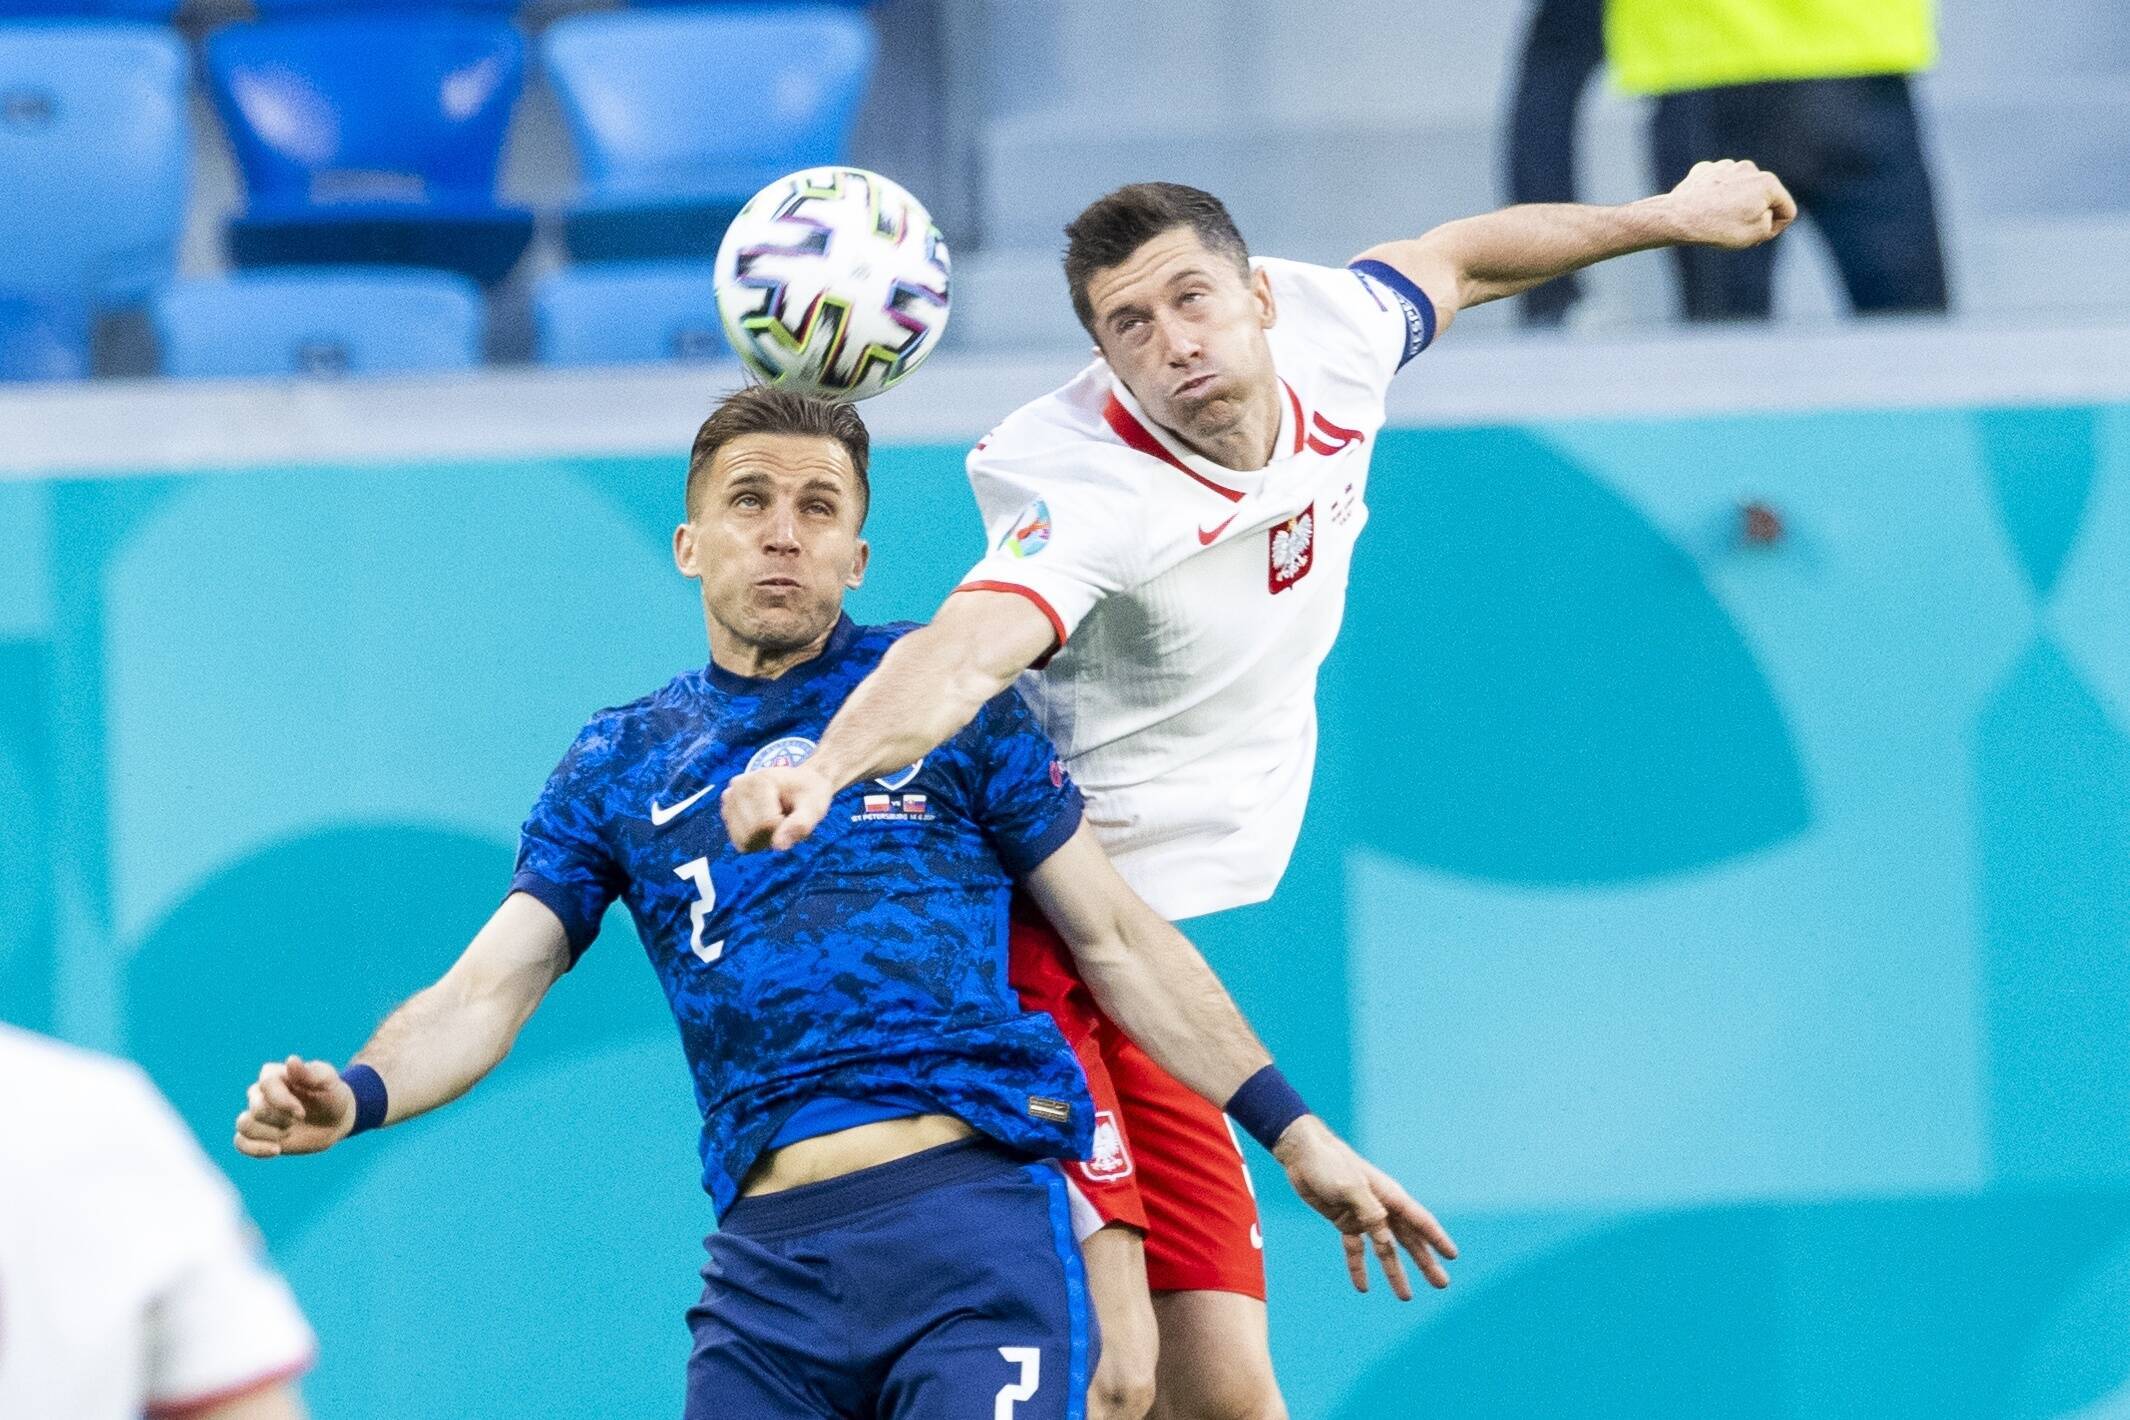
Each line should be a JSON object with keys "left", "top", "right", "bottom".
{"left": 341, "top": 1063, "right": 388, "bottom": 1136}
{"left": 1225, "top": 1064, "right": 1310, "bottom": 1152}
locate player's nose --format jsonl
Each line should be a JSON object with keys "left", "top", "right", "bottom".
{"left": 762, "top": 504, "right": 802, "bottom": 550}
{"left": 1154, "top": 310, "right": 1200, "bottom": 364}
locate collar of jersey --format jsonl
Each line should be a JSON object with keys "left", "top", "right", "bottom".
{"left": 701, "top": 613, "right": 860, "bottom": 698}
{"left": 1105, "top": 373, "right": 1305, "bottom": 500}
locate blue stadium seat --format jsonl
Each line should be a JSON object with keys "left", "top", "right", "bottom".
{"left": 0, "top": 296, "right": 88, "bottom": 382}
{"left": 151, "top": 269, "right": 485, "bottom": 378}
{"left": 533, "top": 261, "right": 739, "bottom": 367}
{"left": 205, "top": 14, "right": 535, "bottom": 285}
{"left": 0, "top": 22, "right": 189, "bottom": 376}
{"left": 245, "top": 0, "right": 516, "bottom": 10}
{"left": 544, "top": 5, "right": 875, "bottom": 262}
{"left": 0, "top": 2, "right": 179, "bottom": 16}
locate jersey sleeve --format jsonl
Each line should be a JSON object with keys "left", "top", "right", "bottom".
{"left": 509, "top": 717, "right": 628, "bottom": 965}
{"left": 957, "top": 448, "right": 1143, "bottom": 662}
{"left": 131, "top": 1072, "right": 316, "bottom": 1416}
{"left": 1265, "top": 256, "right": 1436, "bottom": 395}
{"left": 965, "top": 689, "right": 1085, "bottom": 876}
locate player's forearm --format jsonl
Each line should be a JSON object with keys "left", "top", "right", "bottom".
{"left": 809, "top": 620, "right": 1018, "bottom": 790}
{"left": 348, "top": 979, "right": 531, "bottom": 1125}
{"left": 1072, "top": 907, "right": 1274, "bottom": 1108}
{"left": 1384, "top": 198, "right": 1686, "bottom": 308}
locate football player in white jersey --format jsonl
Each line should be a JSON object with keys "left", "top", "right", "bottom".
{"left": 723, "top": 159, "right": 1796, "bottom": 1419}
{"left": 0, "top": 1026, "right": 315, "bottom": 1420}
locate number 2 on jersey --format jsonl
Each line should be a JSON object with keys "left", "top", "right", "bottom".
{"left": 994, "top": 1346, "right": 1041, "bottom": 1418}
{"left": 674, "top": 857, "right": 724, "bottom": 963}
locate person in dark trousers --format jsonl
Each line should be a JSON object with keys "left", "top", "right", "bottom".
{"left": 1504, "top": 0, "right": 1607, "bottom": 327}
{"left": 1612, "top": 0, "right": 1951, "bottom": 320}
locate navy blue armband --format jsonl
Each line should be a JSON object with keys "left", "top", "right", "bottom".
{"left": 342, "top": 1063, "right": 388, "bottom": 1136}
{"left": 1226, "top": 1064, "right": 1311, "bottom": 1152}
{"left": 1348, "top": 259, "right": 1437, "bottom": 368}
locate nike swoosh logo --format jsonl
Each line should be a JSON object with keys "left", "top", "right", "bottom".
{"left": 649, "top": 782, "right": 717, "bottom": 827}
{"left": 1197, "top": 515, "right": 1238, "bottom": 545}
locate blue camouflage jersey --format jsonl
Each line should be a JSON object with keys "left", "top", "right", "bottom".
{"left": 509, "top": 616, "right": 1096, "bottom": 1213}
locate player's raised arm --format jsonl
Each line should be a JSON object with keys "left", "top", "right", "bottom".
{"left": 1021, "top": 823, "right": 1459, "bottom": 1298}
{"left": 1356, "top": 157, "right": 1797, "bottom": 335}
{"left": 232, "top": 893, "right": 571, "bottom": 1157}
{"left": 721, "top": 587, "right": 1056, "bottom": 851}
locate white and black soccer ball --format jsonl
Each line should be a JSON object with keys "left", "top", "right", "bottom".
{"left": 713, "top": 167, "right": 951, "bottom": 402}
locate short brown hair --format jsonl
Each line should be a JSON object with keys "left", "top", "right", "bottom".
{"left": 1063, "top": 182, "right": 1251, "bottom": 336}
{"left": 685, "top": 384, "right": 871, "bottom": 524}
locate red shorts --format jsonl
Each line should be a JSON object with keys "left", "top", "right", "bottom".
{"left": 1010, "top": 905, "right": 1267, "bottom": 1300}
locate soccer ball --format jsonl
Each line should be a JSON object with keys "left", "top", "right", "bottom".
{"left": 713, "top": 167, "right": 951, "bottom": 402}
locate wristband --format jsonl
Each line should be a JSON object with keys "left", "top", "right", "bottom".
{"left": 341, "top": 1063, "right": 388, "bottom": 1136}
{"left": 1225, "top": 1064, "right": 1310, "bottom": 1152}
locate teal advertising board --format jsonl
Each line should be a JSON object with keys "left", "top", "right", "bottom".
{"left": 2, "top": 402, "right": 2127, "bottom": 1418}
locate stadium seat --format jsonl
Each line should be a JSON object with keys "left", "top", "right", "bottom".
{"left": 544, "top": 5, "right": 875, "bottom": 262}
{"left": 0, "top": 2, "right": 179, "bottom": 16}
{"left": 244, "top": 0, "right": 517, "bottom": 10}
{"left": 151, "top": 269, "right": 485, "bottom": 378}
{"left": 204, "top": 14, "right": 535, "bottom": 285}
{"left": 0, "top": 296, "right": 88, "bottom": 382}
{"left": 533, "top": 260, "right": 737, "bottom": 367}
{"left": 0, "top": 22, "right": 189, "bottom": 378}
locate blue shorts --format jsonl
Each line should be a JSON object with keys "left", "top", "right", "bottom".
{"left": 686, "top": 1138, "right": 1098, "bottom": 1420}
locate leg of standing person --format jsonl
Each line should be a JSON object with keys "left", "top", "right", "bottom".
{"left": 1652, "top": 85, "right": 1781, "bottom": 320}
{"left": 1795, "top": 74, "right": 1950, "bottom": 314}
{"left": 1506, "top": 0, "right": 1607, "bottom": 326}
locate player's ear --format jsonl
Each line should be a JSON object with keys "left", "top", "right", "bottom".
{"left": 845, "top": 537, "right": 869, "bottom": 590}
{"left": 674, "top": 522, "right": 702, "bottom": 580}
{"left": 1252, "top": 265, "right": 1277, "bottom": 329}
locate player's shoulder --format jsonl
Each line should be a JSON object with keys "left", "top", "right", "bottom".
{"left": 970, "top": 361, "right": 1137, "bottom": 489}
{"left": 0, "top": 1026, "right": 184, "bottom": 1151}
{"left": 552, "top": 668, "right": 711, "bottom": 773}
{"left": 966, "top": 364, "right": 1151, "bottom": 535}
{"left": 1256, "top": 254, "right": 1386, "bottom": 328}
{"left": 846, "top": 620, "right": 922, "bottom": 660}
{"left": 0, "top": 1024, "right": 149, "bottom": 1108}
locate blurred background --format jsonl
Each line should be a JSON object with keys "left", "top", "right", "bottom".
{"left": 2, "top": 1, "right": 2129, "bottom": 1417}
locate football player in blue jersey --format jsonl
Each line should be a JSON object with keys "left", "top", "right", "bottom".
{"left": 230, "top": 386, "right": 1453, "bottom": 1420}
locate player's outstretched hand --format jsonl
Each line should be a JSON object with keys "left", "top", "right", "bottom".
{"left": 721, "top": 766, "right": 835, "bottom": 853}
{"left": 234, "top": 1056, "right": 354, "bottom": 1159}
{"left": 1660, "top": 158, "right": 1798, "bottom": 250}
{"left": 1272, "top": 1115, "right": 1457, "bottom": 1299}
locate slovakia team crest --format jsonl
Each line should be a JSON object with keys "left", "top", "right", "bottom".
{"left": 1268, "top": 505, "right": 1315, "bottom": 594}
{"left": 1002, "top": 499, "right": 1052, "bottom": 558}
{"left": 1078, "top": 1110, "right": 1134, "bottom": 1182}
{"left": 746, "top": 736, "right": 817, "bottom": 772}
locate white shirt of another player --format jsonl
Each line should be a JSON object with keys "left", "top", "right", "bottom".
{"left": 958, "top": 256, "right": 1433, "bottom": 920}
{"left": 0, "top": 1026, "right": 315, "bottom": 1419}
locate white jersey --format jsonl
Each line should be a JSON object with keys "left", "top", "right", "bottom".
{"left": 0, "top": 1027, "right": 315, "bottom": 1420}
{"left": 958, "top": 255, "right": 1434, "bottom": 920}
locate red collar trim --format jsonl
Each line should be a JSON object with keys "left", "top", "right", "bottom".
{"left": 1102, "top": 393, "right": 1247, "bottom": 504}
{"left": 1283, "top": 379, "right": 1305, "bottom": 455}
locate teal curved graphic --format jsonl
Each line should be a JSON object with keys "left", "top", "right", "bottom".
{"left": 1981, "top": 407, "right": 2097, "bottom": 599}
{"left": 1329, "top": 426, "right": 1809, "bottom": 884}
{"left": 123, "top": 824, "right": 668, "bottom": 1243}
{"left": 3, "top": 399, "right": 2127, "bottom": 1419}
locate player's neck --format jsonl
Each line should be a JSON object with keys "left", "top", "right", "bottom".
{"left": 705, "top": 617, "right": 838, "bottom": 682}
{"left": 1171, "top": 384, "right": 1282, "bottom": 472}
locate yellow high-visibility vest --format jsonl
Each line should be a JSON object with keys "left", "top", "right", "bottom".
{"left": 1606, "top": 0, "right": 1937, "bottom": 95}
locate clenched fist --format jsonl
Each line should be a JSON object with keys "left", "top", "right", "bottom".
{"left": 721, "top": 765, "right": 837, "bottom": 853}
{"left": 1659, "top": 158, "right": 1798, "bottom": 250}
{"left": 234, "top": 1056, "right": 353, "bottom": 1158}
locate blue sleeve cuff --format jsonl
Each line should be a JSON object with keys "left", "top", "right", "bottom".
{"left": 1348, "top": 259, "right": 1437, "bottom": 368}
{"left": 1000, "top": 791, "right": 1085, "bottom": 878}
{"left": 507, "top": 872, "right": 600, "bottom": 967}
